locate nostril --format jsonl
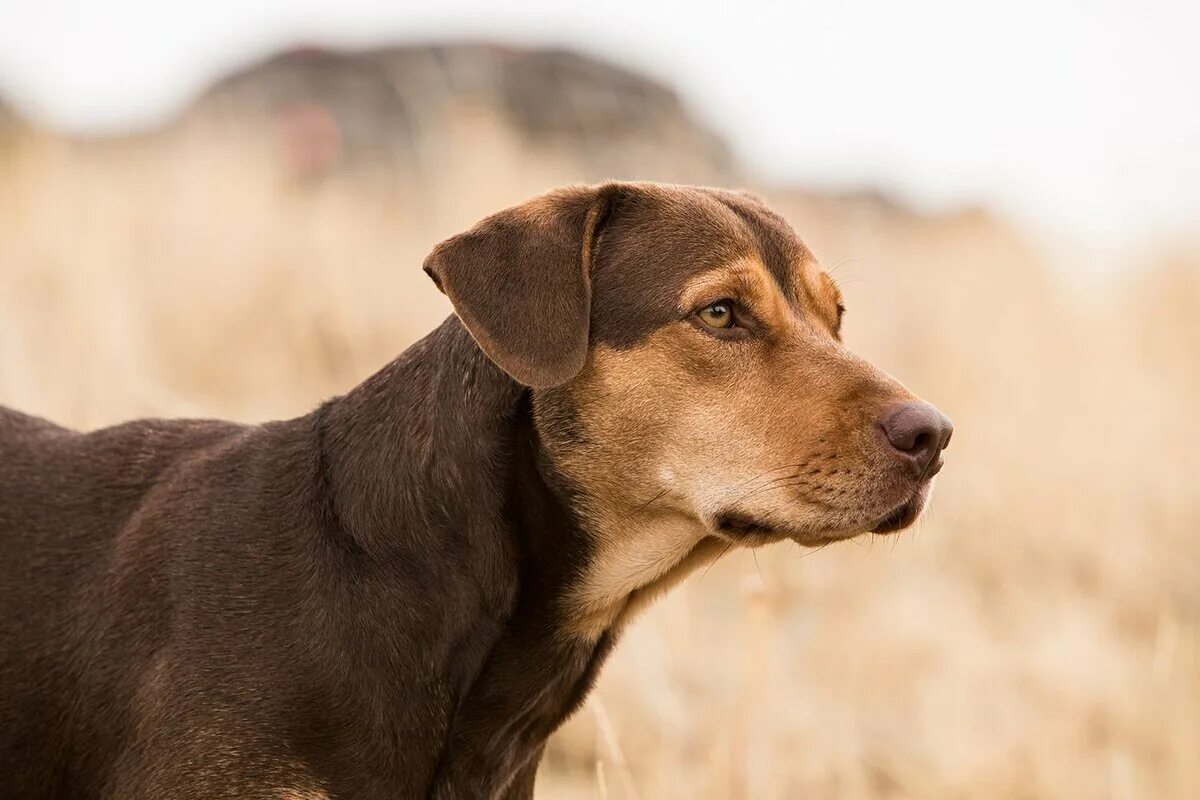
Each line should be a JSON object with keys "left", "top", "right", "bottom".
{"left": 881, "top": 402, "right": 952, "bottom": 463}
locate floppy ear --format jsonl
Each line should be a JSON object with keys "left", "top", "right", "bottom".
{"left": 423, "top": 185, "right": 615, "bottom": 388}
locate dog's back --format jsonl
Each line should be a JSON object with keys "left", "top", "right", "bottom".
{"left": 0, "top": 406, "right": 244, "bottom": 796}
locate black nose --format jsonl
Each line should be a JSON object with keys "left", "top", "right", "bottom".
{"left": 880, "top": 402, "right": 953, "bottom": 475}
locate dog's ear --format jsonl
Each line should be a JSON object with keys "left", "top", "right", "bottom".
{"left": 423, "top": 185, "right": 616, "bottom": 388}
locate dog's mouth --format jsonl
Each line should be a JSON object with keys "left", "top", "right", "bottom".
{"left": 867, "top": 475, "right": 934, "bottom": 534}
{"left": 714, "top": 512, "right": 779, "bottom": 540}
{"left": 714, "top": 482, "right": 932, "bottom": 543}
{"left": 869, "top": 495, "right": 924, "bottom": 534}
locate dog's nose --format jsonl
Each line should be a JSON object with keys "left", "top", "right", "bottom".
{"left": 880, "top": 402, "right": 953, "bottom": 475}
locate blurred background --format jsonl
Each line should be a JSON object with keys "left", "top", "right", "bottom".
{"left": 2, "top": 2, "right": 1198, "bottom": 798}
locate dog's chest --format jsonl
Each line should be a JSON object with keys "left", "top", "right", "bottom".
{"left": 428, "top": 610, "right": 617, "bottom": 797}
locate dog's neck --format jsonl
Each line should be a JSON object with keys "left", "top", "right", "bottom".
{"left": 319, "top": 316, "right": 523, "bottom": 558}
{"left": 318, "top": 317, "right": 617, "bottom": 795}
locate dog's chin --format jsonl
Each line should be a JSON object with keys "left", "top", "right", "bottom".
{"left": 712, "top": 484, "right": 932, "bottom": 546}
{"left": 711, "top": 511, "right": 854, "bottom": 548}
{"left": 711, "top": 512, "right": 800, "bottom": 545}
{"left": 868, "top": 481, "right": 932, "bottom": 534}
{"left": 868, "top": 494, "right": 926, "bottom": 534}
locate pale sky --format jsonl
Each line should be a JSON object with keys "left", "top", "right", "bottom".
{"left": 1, "top": 0, "right": 1197, "bottom": 263}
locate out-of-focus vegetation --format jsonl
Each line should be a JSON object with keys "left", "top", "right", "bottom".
{"left": 1, "top": 43, "right": 1197, "bottom": 800}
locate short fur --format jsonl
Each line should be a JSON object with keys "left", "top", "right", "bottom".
{"left": 0, "top": 182, "right": 949, "bottom": 799}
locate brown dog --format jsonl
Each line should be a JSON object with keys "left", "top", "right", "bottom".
{"left": 0, "top": 182, "right": 951, "bottom": 799}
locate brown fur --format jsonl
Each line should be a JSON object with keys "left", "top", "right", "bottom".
{"left": 0, "top": 181, "right": 949, "bottom": 798}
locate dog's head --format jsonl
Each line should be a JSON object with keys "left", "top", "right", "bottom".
{"left": 425, "top": 182, "right": 952, "bottom": 633}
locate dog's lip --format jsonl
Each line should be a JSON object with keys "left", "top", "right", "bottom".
{"left": 713, "top": 512, "right": 780, "bottom": 539}
{"left": 713, "top": 511, "right": 853, "bottom": 547}
{"left": 925, "top": 455, "right": 945, "bottom": 479}
{"left": 869, "top": 493, "right": 924, "bottom": 534}
{"left": 868, "top": 462, "right": 939, "bottom": 533}
{"left": 714, "top": 475, "right": 934, "bottom": 541}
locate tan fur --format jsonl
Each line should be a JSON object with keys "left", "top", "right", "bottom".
{"left": 545, "top": 256, "right": 923, "bottom": 640}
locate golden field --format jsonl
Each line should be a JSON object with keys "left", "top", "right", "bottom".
{"left": 1, "top": 49, "right": 1198, "bottom": 798}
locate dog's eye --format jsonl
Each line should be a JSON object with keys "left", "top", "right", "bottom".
{"left": 697, "top": 301, "right": 735, "bottom": 329}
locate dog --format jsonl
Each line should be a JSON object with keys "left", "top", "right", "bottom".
{"left": 0, "top": 182, "right": 952, "bottom": 799}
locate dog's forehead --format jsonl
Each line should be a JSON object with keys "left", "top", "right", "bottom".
{"left": 590, "top": 186, "right": 819, "bottom": 348}
{"left": 706, "top": 189, "right": 823, "bottom": 300}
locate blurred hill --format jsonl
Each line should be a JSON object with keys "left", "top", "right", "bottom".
{"left": 199, "top": 44, "right": 735, "bottom": 180}
{"left": 1, "top": 42, "right": 1198, "bottom": 800}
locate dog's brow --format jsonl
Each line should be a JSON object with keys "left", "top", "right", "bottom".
{"left": 821, "top": 271, "right": 844, "bottom": 307}
{"left": 792, "top": 258, "right": 835, "bottom": 319}
{"left": 678, "top": 259, "right": 776, "bottom": 309}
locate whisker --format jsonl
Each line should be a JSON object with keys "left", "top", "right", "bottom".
{"left": 731, "top": 479, "right": 845, "bottom": 513}
{"left": 825, "top": 258, "right": 864, "bottom": 279}
{"left": 622, "top": 487, "right": 669, "bottom": 520}
{"left": 728, "top": 462, "right": 808, "bottom": 492}
{"left": 700, "top": 541, "right": 736, "bottom": 580}
{"left": 797, "top": 540, "right": 834, "bottom": 558}
{"left": 751, "top": 550, "right": 765, "bottom": 586}
{"left": 727, "top": 473, "right": 805, "bottom": 505}
{"left": 729, "top": 478, "right": 810, "bottom": 506}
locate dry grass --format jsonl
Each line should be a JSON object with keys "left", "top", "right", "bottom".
{"left": 2, "top": 119, "right": 1198, "bottom": 800}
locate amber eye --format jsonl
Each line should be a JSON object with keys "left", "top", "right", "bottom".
{"left": 697, "top": 301, "right": 735, "bottom": 329}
